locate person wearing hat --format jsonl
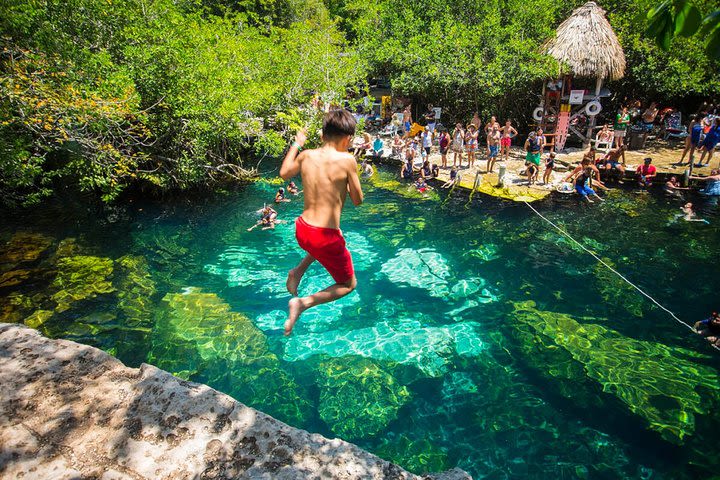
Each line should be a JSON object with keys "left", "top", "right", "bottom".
{"left": 635, "top": 157, "right": 657, "bottom": 189}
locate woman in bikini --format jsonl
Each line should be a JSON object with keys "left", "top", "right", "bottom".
{"left": 500, "top": 120, "right": 517, "bottom": 163}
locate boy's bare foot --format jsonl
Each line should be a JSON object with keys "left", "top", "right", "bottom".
{"left": 286, "top": 268, "right": 301, "bottom": 296}
{"left": 285, "top": 297, "right": 306, "bottom": 336}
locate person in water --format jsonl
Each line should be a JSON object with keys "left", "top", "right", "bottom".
{"left": 248, "top": 205, "right": 278, "bottom": 231}
{"left": 275, "top": 187, "right": 291, "bottom": 203}
{"left": 279, "top": 110, "right": 363, "bottom": 336}
{"left": 664, "top": 176, "right": 689, "bottom": 197}
{"left": 361, "top": 159, "right": 374, "bottom": 178}
{"left": 680, "top": 202, "right": 709, "bottom": 223}
{"left": 288, "top": 181, "right": 300, "bottom": 195}
{"left": 689, "top": 169, "right": 720, "bottom": 196}
{"left": 636, "top": 157, "right": 657, "bottom": 189}
{"left": 694, "top": 312, "right": 720, "bottom": 347}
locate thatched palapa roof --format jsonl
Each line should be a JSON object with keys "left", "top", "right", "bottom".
{"left": 545, "top": 2, "right": 626, "bottom": 81}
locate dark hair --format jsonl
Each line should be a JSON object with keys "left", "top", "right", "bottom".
{"left": 322, "top": 109, "right": 356, "bottom": 140}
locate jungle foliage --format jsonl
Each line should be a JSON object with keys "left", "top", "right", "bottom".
{"left": 0, "top": 0, "right": 363, "bottom": 206}
{"left": 1, "top": 0, "right": 719, "bottom": 206}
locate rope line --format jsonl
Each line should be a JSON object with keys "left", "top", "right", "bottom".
{"left": 522, "top": 200, "right": 720, "bottom": 352}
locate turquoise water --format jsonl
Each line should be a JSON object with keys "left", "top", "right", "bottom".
{"left": 1, "top": 166, "right": 720, "bottom": 479}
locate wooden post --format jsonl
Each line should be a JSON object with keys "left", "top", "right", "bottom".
{"left": 584, "top": 77, "right": 603, "bottom": 148}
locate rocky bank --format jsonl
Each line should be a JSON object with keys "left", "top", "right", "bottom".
{"left": 0, "top": 323, "right": 471, "bottom": 480}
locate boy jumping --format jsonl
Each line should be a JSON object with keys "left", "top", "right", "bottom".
{"left": 279, "top": 110, "right": 364, "bottom": 336}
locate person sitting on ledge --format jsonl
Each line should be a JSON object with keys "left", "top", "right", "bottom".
{"left": 400, "top": 157, "right": 414, "bottom": 180}
{"left": 441, "top": 166, "right": 462, "bottom": 188}
{"left": 636, "top": 157, "right": 657, "bottom": 189}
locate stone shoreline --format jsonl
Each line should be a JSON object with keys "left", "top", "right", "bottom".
{"left": 0, "top": 323, "right": 471, "bottom": 480}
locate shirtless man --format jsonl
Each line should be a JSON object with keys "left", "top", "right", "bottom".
{"left": 484, "top": 116, "right": 500, "bottom": 156}
{"left": 486, "top": 125, "right": 501, "bottom": 173}
{"left": 403, "top": 105, "right": 413, "bottom": 137}
{"left": 280, "top": 110, "right": 364, "bottom": 335}
{"left": 500, "top": 120, "right": 517, "bottom": 162}
{"left": 597, "top": 145, "right": 627, "bottom": 179}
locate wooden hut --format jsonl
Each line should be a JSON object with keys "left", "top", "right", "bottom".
{"left": 539, "top": 2, "right": 626, "bottom": 150}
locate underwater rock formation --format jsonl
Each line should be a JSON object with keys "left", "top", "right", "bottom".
{"left": 147, "top": 289, "right": 312, "bottom": 426}
{"left": 315, "top": 356, "right": 412, "bottom": 440}
{"left": 509, "top": 301, "right": 720, "bottom": 443}
{"left": 0, "top": 323, "right": 471, "bottom": 480}
{"left": 115, "top": 255, "right": 156, "bottom": 328}
{"left": 51, "top": 255, "right": 115, "bottom": 312}
{"left": 379, "top": 248, "right": 451, "bottom": 298}
{"left": 0, "top": 232, "right": 54, "bottom": 269}
{"left": 283, "top": 318, "right": 484, "bottom": 378}
{"left": 593, "top": 258, "right": 645, "bottom": 317}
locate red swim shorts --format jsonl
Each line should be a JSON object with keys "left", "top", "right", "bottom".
{"left": 295, "top": 216, "right": 354, "bottom": 283}
{"left": 501, "top": 137, "right": 511, "bottom": 147}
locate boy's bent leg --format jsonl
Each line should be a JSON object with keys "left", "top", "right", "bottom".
{"left": 287, "top": 254, "right": 315, "bottom": 296}
{"left": 285, "top": 275, "right": 357, "bottom": 335}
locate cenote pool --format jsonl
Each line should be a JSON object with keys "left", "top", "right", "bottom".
{"left": 1, "top": 165, "right": 719, "bottom": 479}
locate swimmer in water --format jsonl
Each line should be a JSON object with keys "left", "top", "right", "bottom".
{"left": 248, "top": 205, "right": 278, "bottom": 231}
{"left": 288, "top": 181, "right": 300, "bottom": 195}
{"left": 681, "top": 202, "right": 709, "bottom": 223}
{"left": 361, "top": 159, "right": 374, "bottom": 177}
{"left": 664, "top": 176, "right": 689, "bottom": 197}
{"left": 275, "top": 187, "right": 291, "bottom": 203}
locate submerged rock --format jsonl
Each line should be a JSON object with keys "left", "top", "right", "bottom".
{"left": 51, "top": 255, "right": 115, "bottom": 312}
{"left": 0, "top": 232, "right": 54, "bottom": 269}
{"left": 315, "top": 356, "right": 412, "bottom": 440}
{"left": 379, "top": 248, "right": 451, "bottom": 298}
{"left": 509, "top": 301, "right": 720, "bottom": 444}
{"left": 115, "top": 255, "right": 156, "bottom": 328}
{"left": 148, "top": 289, "right": 312, "bottom": 426}
{"left": 283, "top": 318, "right": 485, "bottom": 378}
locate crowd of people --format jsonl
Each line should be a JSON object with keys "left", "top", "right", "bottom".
{"left": 354, "top": 101, "right": 720, "bottom": 205}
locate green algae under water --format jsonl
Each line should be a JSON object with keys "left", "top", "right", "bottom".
{"left": 2, "top": 166, "right": 720, "bottom": 479}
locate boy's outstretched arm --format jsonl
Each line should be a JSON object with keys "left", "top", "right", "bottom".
{"left": 347, "top": 157, "right": 364, "bottom": 206}
{"left": 280, "top": 129, "right": 306, "bottom": 180}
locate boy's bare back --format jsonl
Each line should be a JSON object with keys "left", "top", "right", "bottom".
{"left": 296, "top": 146, "right": 363, "bottom": 229}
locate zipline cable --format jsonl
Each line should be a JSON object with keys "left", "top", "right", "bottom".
{"left": 522, "top": 200, "right": 720, "bottom": 352}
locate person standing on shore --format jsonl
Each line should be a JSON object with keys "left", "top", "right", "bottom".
{"left": 500, "top": 120, "right": 517, "bottom": 163}
{"left": 486, "top": 125, "right": 501, "bottom": 173}
{"left": 613, "top": 106, "right": 630, "bottom": 163}
{"left": 677, "top": 114, "right": 702, "bottom": 166}
{"left": 452, "top": 123, "right": 465, "bottom": 167}
{"left": 524, "top": 131, "right": 542, "bottom": 184}
{"left": 438, "top": 128, "right": 451, "bottom": 168}
{"left": 465, "top": 124, "right": 479, "bottom": 168}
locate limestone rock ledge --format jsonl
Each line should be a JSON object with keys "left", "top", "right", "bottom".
{"left": 0, "top": 323, "right": 471, "bottom": 480}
